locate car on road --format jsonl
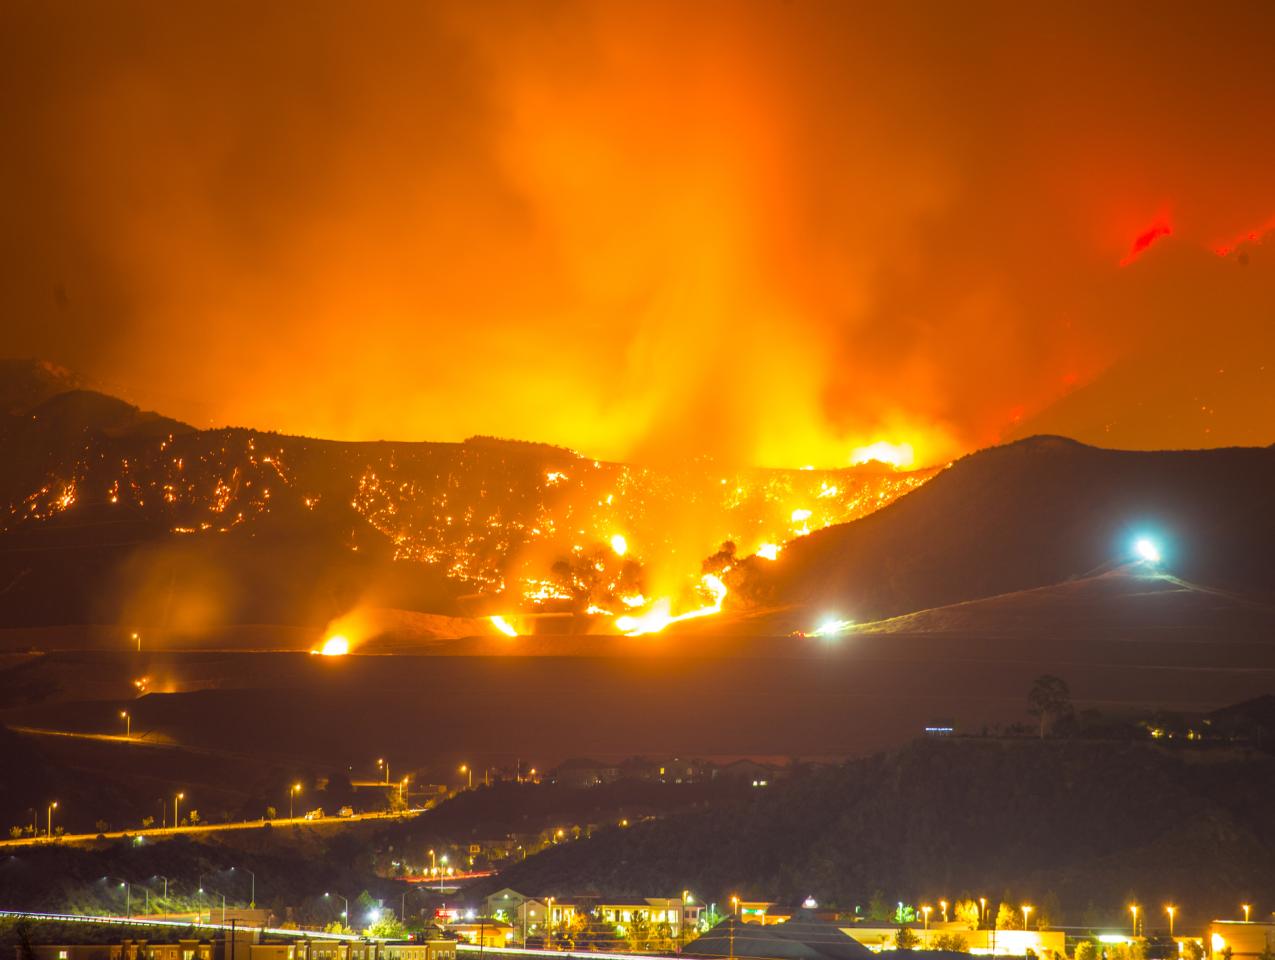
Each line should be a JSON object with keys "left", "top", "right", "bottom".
{"left": 304, "top": 808, "right": 325, "bottom": 820}
{"left": 338, "top": 806, "right": 354, "bottom": 818}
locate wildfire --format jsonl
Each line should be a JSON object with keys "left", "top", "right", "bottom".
{"left": 314, "top": 634, "right": 350, "bottom": 656}
{"left": 489, "top": 615, "right": 518, "bottom": 637}
{"left": 614, "top": 573, "right": 728, "bottom": 636}
{"left": 850, "top": 441, "right": 915, "bottom": 468}
{"left": 610, "top": 533, "right": 628, "bottom": 556}
{"left": 756, "top": 543, "right": 780, "bottom": 560}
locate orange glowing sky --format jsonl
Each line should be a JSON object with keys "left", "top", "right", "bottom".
{"left": 3, "top": 1, "right": 1274, "bottom": 467}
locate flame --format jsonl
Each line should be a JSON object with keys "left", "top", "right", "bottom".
{"left": 610, "top": 533, "right": 628, "bottom": 556}
{"left": 489, "top": 615, "right": 518, "bottom": 637}
{"left": 614, "top": 573, "right": 728, "bottom": 636}
{"left": 756, "top": 543, "right": 780, "bottom": 560}
{"left": 849, "top": 441, "right": 916, "bottom": 468}
{"left": 316, "top": 634, "right": 350, "bottom": 656}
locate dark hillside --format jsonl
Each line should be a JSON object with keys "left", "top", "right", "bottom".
{"left": 758, "top": 437, "right": 1275, "bottom": 621}
{"left": 480, "top": 738, "right": 1275, "bottom": 923}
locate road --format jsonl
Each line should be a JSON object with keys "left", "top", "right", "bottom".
{"left": 0, "top": 807, "right": 425, "bottom": 849}
{"left": 0, "top": 910, "right": 650, "bottom": 960}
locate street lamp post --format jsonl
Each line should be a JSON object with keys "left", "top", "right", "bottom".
{"left": 979, "top": 898, "right": 987, "bottom": 929}
{"left": 1166, "top": 906, "right": 1176, "bottom": 937}
{"left": 325, "top": 892, "right": 349, "bottom": 927}
{"left": 940, "top": 901, "right": 948, "bottom": 924}
{"left": 377, "top": 758, "right": 389, "bottom": 784}
{"left": 546, "top": 897, "right": 554, "bottom": 950}
{"left": 120, "top": 711, "right": 131, "bottom": 739}
{"left": 1021, "top": 906, "right": 1032, "bottom": 931}
{"left": 173, "top": 792, "right": 185, "bottom": 828}
{"left": 232, "top": 866, "right": 255, "bottom": 908}
{"left": 1242, "top": 904, "right": 1251, "bottom": 923}
{"left": 290, "top": 784, "right": 302, "bottom": 819}
{"left": 1130, "top": 905, "right": 1139, "bottom": 936}
{"left": 460, "top": 764, "right": 472, "bottom": 789}
{"left": 46, "top": 801, "right": 57, "bottom": 838}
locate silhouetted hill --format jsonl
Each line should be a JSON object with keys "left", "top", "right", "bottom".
{"left": 0, "top": 362, "right": 930, "bottom": 634}
{"left": 478, "top": 737, "right": 1275, "bottom": 923}
{"left": 755, "top": 437, "right": 1275, "bottom": 621}
{"left": 849, "top": 569, "right": 1275, "bottom": 640}
{"left": 0, "top": 358, "right": 81, "bottom": 414}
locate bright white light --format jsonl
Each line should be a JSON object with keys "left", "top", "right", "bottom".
{"left": 489, "top": 615, "right": 518, "bottom": 637}
{"left": 756, "top": 543, "right": 780, "bottom": 561}
{"left": 610, "top": 534, "right": 628, "bottom": 557}
{"left": 811, "top": 617, "right": 854, "bottom": 638}
{"left": 367, "top": 908, "right": 381, "bottom": 923}
{"left": 1134, "top": 537, "right": 1161, "bottom": 564}
{"left": 317, "top": 635, "right": 349, "bottom": 656}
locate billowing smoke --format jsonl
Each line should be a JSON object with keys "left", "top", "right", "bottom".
{"left": 3, "top": 0, "right": 1274, "bottom": 467}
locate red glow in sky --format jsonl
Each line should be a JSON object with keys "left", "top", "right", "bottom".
{"left": 1119, "top": 222, "right": 1173, "bottom": 267}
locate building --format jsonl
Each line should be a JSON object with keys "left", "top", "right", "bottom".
{"left": 551, "top": 758, "right": 621, "bottom": 787}
{"left": 595, "top": 898, "right": 690, "bottom": 936}
{"left": 484, "top": 888, "right": 548, "bottom": 939}
{"left": 738, "top": 902, "right": 790, "bottom": 925}
{"left": 445, "top": 920, "right": 514, "bottom": 948}
{"left": 686, "top": 914, "right": 872, "bottom": 960}
{"left": 839, "top": 922, "right": 1065, "bottom": 957}
{"left": 1209, "top": 921, "right": 1275, "bottom": 959}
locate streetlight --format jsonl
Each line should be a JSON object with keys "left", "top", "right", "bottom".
{"left": 545, "top": 897, "right": 554, "bottom": 949}
{"left": 153, "top": 875, "right": 170, "bottom": 899}
{"left": 1130, "top": 905, "right": 1139, "bottom": 936}
{"left": 460, "top": 764, "right": 472, "bottom": 789}
{"left": 199, "top": 884, "right": 226, "bottom": 925}
{"left": 46, "top": 801, "right": 57, "bottom": 838}
{"left": 377, "top": 758, "right": 389, "bottom": 784}
{"left": 940, "top": 900, "right": 948, "bottom": 923}
{"left": 1242, "top": 904, "right": 1251, "bottom": 923}
{"left": 429, "top": 849, "right": 436, "bottom": 871}
{"left": 325, "top": 892, "right": 349, "bottom": 925}
{"left": 399, "top": 776, "right": 409, "bottom": 804}
{"left": 104, "top": 877, "right": 132, "bottom": 917}
{"left": 979, "top": 898, "right": 987, "bottom": 928}
{"left": 173, "top": 792, "right": 185, "bottom": 828}
{"left": 289, "top": 783, "right": 302, "bottom": 819}
{"left": 1166, "top": 906, "right": 1176, "bottom": 937}
{"left": 922, "top": 906, "right": 932, "bottom": 945}
{"left": 1021, "top": 905, "right": 1032, "bottom": 930}
{"left": 120, "top": 711, "right": 131, "bottom": 738}
{"left": 231, "top": 866, "right": 255, "bottom": 908}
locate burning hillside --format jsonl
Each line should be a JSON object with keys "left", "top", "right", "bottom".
{"left": 0, "top": 383, "right": 936, "bottom": 639}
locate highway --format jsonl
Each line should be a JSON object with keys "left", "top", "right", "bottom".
{"left": 0, "top": 910, "right": 654, "bottom": 960}
{"left": 0, "top": 807, "right": 425, "bottom": 850}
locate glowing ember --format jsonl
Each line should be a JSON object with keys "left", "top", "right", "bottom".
{"left": 489, "top": 615, "right": 518, "bottom": 637}
{"left": 756, "top": 543, "right": 781, "bottom": 560}
{"left": 615, "top": 573, "right": 728, "bottom": 636}
{"left": 610, "top": 533, "right": 628, "bottom": 556}
{"left": 316, "top": 634, "right": 350, "bottom": 656}
{"left": 850, "top": 441, "right": 916, "bottom": 468}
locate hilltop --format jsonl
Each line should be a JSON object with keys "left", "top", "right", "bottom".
{"left": 477, "top": 736, "right": 1275, "bottom": 924}
{"left": 750, "top": 437, "right": 1275, "bottom": 622}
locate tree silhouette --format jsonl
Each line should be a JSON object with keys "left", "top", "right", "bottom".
{"left": 1028, "top": 675, "right": 1073, "bottom": 738}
